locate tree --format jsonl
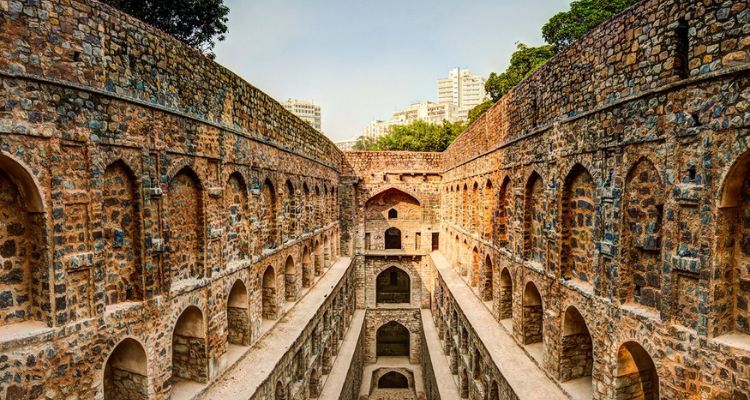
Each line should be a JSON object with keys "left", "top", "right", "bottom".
{"left": 467, "top": 100, "right": 494, "bottom": 124}
{"left": 102, "top": 0, "right": 229, "bottom": 57}
{"left": 355, "top": 120, "right": 466, "bottom": 152}
{"left": 485, "top": 43, "right": 554, "bottom": 101}
{"left": 542, "top": 0, "right": 639, "bottom": 52}
{"left": 353, "top": 135, "right": 378, "bottom": 151}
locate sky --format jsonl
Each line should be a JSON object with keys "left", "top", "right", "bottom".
{"left": 213, "top": 0, "right": 570, "bottom": 142}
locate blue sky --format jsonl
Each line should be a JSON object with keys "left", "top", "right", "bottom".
{"left": 214, "top": 0, "right": 570, "bottom": 141}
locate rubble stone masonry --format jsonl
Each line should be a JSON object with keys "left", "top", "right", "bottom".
{"left": 2, "top": 0, "right": 750, "bottom": 399}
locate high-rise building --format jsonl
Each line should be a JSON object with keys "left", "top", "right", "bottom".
{"left": 282, "top": 99, "right": 322, "bottom": 131}
{"left": 437, "top": 68, "right": 487, "bottom": 119}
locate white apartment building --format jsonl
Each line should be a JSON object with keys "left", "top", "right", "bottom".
{"left": 437, "top": 67, "right": 487, "bottom": 120}
{"left": 282, "top": 99, "right": 322, "bottom": 131}
{"left": 392, "top": 101, "right": 458, "bottom": 125}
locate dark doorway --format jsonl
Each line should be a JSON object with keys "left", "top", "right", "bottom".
{"left": 376, "top": 321, "right": 409, "bottom": 357}
{"left": 378, "top": 371, "right": 409, "bottom": 389}
{"left": 432, "top": 232, "right": 439, "bottom": 250}
{"left": 376, "top": 266, "right": 410, "bottom": 303}
{"left": 385, "top": 227, "right": 402, "bottom": 249}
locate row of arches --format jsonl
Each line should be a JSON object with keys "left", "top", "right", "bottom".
{"left": 438, "top": 288, "right": 659, "bottom": 400}
{"left": 0, "top": 152, "right": 340, "bottom": 329}
{"left": 103, "top": 261, "right": 353, "bottom": 400}
{"left": 446, "top": 158, "right": 663, "bottom": 309}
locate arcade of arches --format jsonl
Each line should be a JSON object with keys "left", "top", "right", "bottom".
{"left": 1, "top": 1, "right": 750, "bottom": 400}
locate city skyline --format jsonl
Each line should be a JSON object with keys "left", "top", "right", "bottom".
{"left": 213, "top": 0, "right": 570, "bottom": 141}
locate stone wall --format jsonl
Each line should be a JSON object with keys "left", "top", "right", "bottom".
{"left": 0, "top": 0, "right": 345, "bottom": 399}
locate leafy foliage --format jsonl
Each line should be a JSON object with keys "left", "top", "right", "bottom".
{"left": 467, "top": 100, "right": 494, "bottom": 124}
{"left": 485, "top": 43, "right": 554, "bottom": 102}
{"left": 353, "top": 120, "right": 467, "bottom": 152}
{"left": 102, "top": 0, "right": 229, "bottom": 57}
{"left": 542, "top": 0, "right": 639, "bottom": 52}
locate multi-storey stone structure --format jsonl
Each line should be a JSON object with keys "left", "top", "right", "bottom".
{"left": 1, "top": 0, "right": 750, "bottom": 399}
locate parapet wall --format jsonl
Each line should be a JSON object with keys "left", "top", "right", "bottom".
{"left": 0, "top": 0, "right": 340, "bottom": 167}
{"left": 444, "top": 0, "right": 749, "bottom": 168}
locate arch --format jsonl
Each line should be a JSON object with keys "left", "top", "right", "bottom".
{"left": 560, "top": 306, "right": 593, "bottom": 382}
{"left": 385, "top": 227, "right": 402, "bottom": 250}
{"left": 388, "top": 208, "right": 398, "bottom": 219}
{"left": 615, "top": 341, "right": 659, "bottom": 399}
{"left": 483, "top": 179, "right": 494, "bottom": 238}
{"left": 261, "top": 178, "right": 278, "bottom": 249}
{"left": 462, "top": 183, "right": 469, "bottom": 227}
{"left": 472, "top": 347, "right": 482, "bottom": 380}
{"left": 262, "top": 266, "right": 277, "bottom": 320}
{"left": 302, "top": 182, "right": 311, "bottom": 233}
{"left": 284, "top": 179, "right": 297, "bottom": 242}
{"left": 302, "top": 246, "right": 313, "bottom": 288}
{"left": 226, "top": 172, "right": 250, "bottom": 262}
{"left": 168, "top": 167, "right": 204, "bottom": 283}
{"left": 284, "top": 255, "right": 297, "bottom": 302}
{"left": 314, "top": 240, "right": 322, "bottom": 276}
{"left": 376, "top": 321, "right": 410, "bottom": 357}
{"left": 620, "top": 157, "right": 663, "bottom": 308}
{"left": 470, "top": 247, "right": 480, "bottom": 287}
{"left": 524, "top": 171, "right": 545, "bottom": 263}
{"left": 499, "top": 268, "right": 513, "bottom": 320}
{"left": 102, "top": 160, "right": 143, "bottom": 305}
{"left": 323, "top": 234, "right": 331, "bottom": 267}
{"left": 227, "top": 280, "right": 250, "bottom": 346}
{"left": 459, "top": 367, "right": 469, "bottom": 398}
{"left": 378, "top": 371, "right": 409, "bottom": 389}
{"left": 365, "top": 186, "right": 421, "bottom": 207}
{"left": 481, "top": 255, "right": 493, "bottom": 301}
{"left": 309, "top": 368, "right": 320, "bottom": 397}
{"left": 561, "top": 164, "right": 596, "bottom": 283}
{"left": 172, "top": 306, "right": 208, "bottom": 383}
{"left": 0, "top": 156, "right": 46, "bottom": 326}
{"left": 490, "top": 380, "right": 500, "bottom": 400}
{"left": 495, "top": 176, "right": 511, "bottom": 248}
{"left": 376, "top": 266, "right": 411, "bottom": 304}
{"left": 522, "top": 282, "right": 543, "bottom": 345}
{"left": 103, "top": 337, "right": 148, "bottom": 400}
{"left": 471, "top": 181, "right": 480, "bottom": 232}
{"left": 274, "top": 380, "right": 286, "bottom": 400}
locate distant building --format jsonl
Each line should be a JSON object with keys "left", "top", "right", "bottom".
{"left": 335, "top": 138, "right": 358, "bottom": 150}
{"left": 282, "top": 99, "right": 322, "bottom": 131}
{"left": 362, "top": 119, "right": 396, "bottom": 139}
{"left": 437, "top": 68, "right": 487, "bottom": 120}
{"left": 392, "top": 101, "right": 458, "bottom": 125}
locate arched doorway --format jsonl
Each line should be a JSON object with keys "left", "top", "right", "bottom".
{"left": 615, "top": 342, "right": 659, "bottom": 399}
{"left": 523, "top": 282, "right": 543, "bottom": 345}
{"left": 227, "top": 280, "right": 250, "bottom": 346}
{"left": 385, "top": 227, "right": 402, "bottom": 250}
{"left": 376, "top": 266, "right": 410, "bottom": 304}
{"left": 560, "top": 307, "right": 593, "bottom": 383}
{"left": 262, "top": 266, "right": 277, "bottom": 320}
{"left": 376, "top": 321, "right": 410, "bottom": 357}
{"left": 103, "top": 338, "right": 148, "bottom": 400}
{"left": 378, "top": 371, "right": 409, "bottom": 388}
{"left": 172, "top": 306, "right": 208, "bottom": 383}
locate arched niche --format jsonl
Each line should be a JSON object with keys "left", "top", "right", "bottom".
{"left": 227, "top": 280, "right": 250, "bottom": 346}
{"left": 261, "top": 178, "right": 278, "bottom": 249}
{"left": 378, "top": 371, "right": 409, "bottom": 389}
{"left": 226, "top": 172, "right": 250, "bottom": 262}
{"left": 103, "top": 338, "right": 148, "bottom": 400}
{"left": 376, "top": 266, "right": 410, "bottom": 304}
{"left": 284, "top": 255, "right": 297, "bottom": 301}
{"left": 168, "top": 167, "right": 204, "bottom": 283}
{"left": 376, "top": 321, "right": 410, "bottom": 357}
{"left": 172, "top": 306, "right": 208, "bottom": 383}
{"left": 262, "top": 266, "right": 277, "bottom": 320}
{"left": 522, "top": 282, "right": 543, "bottom": 345}
{"left": 524, "top": 171, "right": 545, "bottom": 263}
{"left": 560, "top": 306, "right": 593, "bottom": 383}
{"left": 615, "top": 341, "right": 659, "bottom": 400}
{"left": 560, "top": 164, "right": 596, "bottom": 284}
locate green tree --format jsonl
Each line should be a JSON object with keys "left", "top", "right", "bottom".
{"left": 467, "top": 99, "right": 494, "bottom": 124}
{"left": 357, "top": 120, "right": 466, "bottom": 152}
{"left": 485, "top": 43, "right": 554, "bottom": 101}
{"left": 102, "top": 0, "right": 229, "bottom": 56}
{"left": 353, "top": 135, "right": 378, "bottom": 151}
{"left": 542, "top": 0, "right": 639, "bottom": 52}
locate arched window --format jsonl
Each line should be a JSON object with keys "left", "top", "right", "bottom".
{"left": 385, "top": 227, "right": 402, "bottom": 250}
{"left": 388, "top": 208, "right": 398, "bottom": 219}
{"left": 227, "top": 280, "right": 250, "bottom": 346}
{"left": 172, "top": 306, "right": 208, "bottom": 383}
{"left": 615, "top": 342, "right": 659, "bottom": 399}
{"left": 376, "top": 321, "right": 410, "bottom": 357}
{"left": 378, "top": 371, "right": 409, "bottom": 389}
{"left": 376, "top": 266, "right": 410, "bottom": 304}
{"left": 103, "top": 338, "right": 147, "bottom": 400}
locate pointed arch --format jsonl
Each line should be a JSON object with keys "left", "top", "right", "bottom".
{"left": 284, "top": 255, "right": 297, "bottom": 301}
{"left": 560, "top": 306, "right": 593, "bottom": 383}
{"left": 227, "top": 280, "right": 250, "bottom": 345}
{"left": 262, "top": 266, "right": 277, "bottom": 320}
{"left": 172, "top": 306, "right": 208, "bottom": 383}
{"left": 481, "top": 255, "right": 493, "bottom": 301}
{"left": 226, "top": 172, "right": 250, "bottom": 262}
{"left": 376, "top": 266, "right": 411, "bottom": 304}
{"left": 168, "top": 166, "right": 204, "bottom": 283}
{"left": 471, "top": 247, "right": 480, "bottom": 287}
{"left": 615, "top": 341, "right": 659, "bottom": 399}
{"left": 499, "top": 268, "right": 513, "bottom": 320}
{"left": 483, "top": 179, "right": 494, "bottom": 238}
{"left": 284, "top": 179, "right": 297, "bottom": 242}
{"left": 495, "top": 176, "right": 511, "bottom": 248}
{"left": 561, "top": 164, "right": 596, "bottom": 283}
{"left": 302, "top": 246, "right": 313, "bottom": 288}
{"left": 385, "top": 227, "right": 402, "bottom": 250}
{"left": 522, "top": 282, "right": 543, "bottom": 345}
{"left": 376, "top": 321, "right": 410, "bottom": 357}
{"left": 524, "top": 171, "right": 544, "bottom": 263}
